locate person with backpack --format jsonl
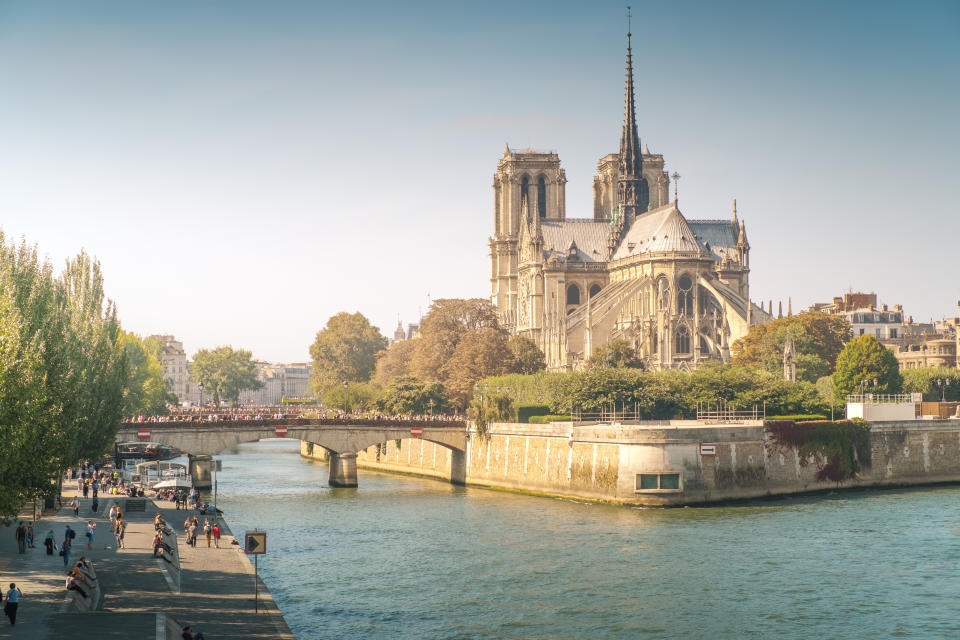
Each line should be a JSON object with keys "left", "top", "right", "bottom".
{"left": 63, "top": 526, "right": 75, "bottom": 568}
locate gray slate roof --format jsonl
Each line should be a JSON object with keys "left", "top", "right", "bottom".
{"left": 688, "top": 220, "right": 738, "bottom": 262}
{"left": 610, "top": 203, "right": 704, "bottom": 260}
{"left": 541, "top": 219, "right": 609, "bottom": 263}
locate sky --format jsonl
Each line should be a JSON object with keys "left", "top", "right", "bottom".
{"left": 0, "top": 0, "right": 958, "bottom": 363}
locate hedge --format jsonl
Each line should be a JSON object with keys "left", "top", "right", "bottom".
{"left": 529, "top": 414, "right": 572, "bottom": 424}
{"left": 515, "top": 404, "right": 551, "bottom": 423}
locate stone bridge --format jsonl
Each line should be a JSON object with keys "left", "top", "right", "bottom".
{"left": 115, "top": 418, "right": 469, "bottom": 488}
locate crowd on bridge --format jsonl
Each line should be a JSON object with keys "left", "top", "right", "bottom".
{"left": 123, "top": 406, "right": 466, "bottom": 428}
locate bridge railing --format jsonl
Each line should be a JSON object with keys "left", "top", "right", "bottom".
{"left": 121, "top": 416, "right": 467, "bottom": 430}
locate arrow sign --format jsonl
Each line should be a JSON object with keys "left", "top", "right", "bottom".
{"left": 410, "top": 427, "right": 423, "bottom": 436}
{"left": 245, "top": 531, "right": 266, "bottom": 555}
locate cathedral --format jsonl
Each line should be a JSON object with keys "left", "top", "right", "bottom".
{"left": 489, "top": 31, "right": 769, "bottom": 372}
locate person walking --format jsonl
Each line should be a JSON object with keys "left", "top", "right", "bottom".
{"left": 62, "top": 528, "right": 73, "bottom": 569}
{"left": 26, "top": 522, "right": 34, "bottom": 549}
{"left": 15, "top": 522, "right": 26, "bottom": 554}
{"left": 211, "top": 522, "right": 221, "bottom": 548}
{"left": 188, "top": 520, "right": 198, "bottom": 548}
{"left": 4, "top": 583, "right": 21, "bottom": 626}
{"left": 115, "top": 519, "right": 126, "bottom": 550}
{"left": 109, "top": 504, "right": 118, "bottom": 531}
{"left": 44, "top": 529, "right": 55, "bottom": 555}
{"left": 86, "top": 520, "right": 96, "bottom": 550}
{"left": 73, "top": 497, "right": 80, "bottom": 517}
{"left": 203, "top": 519, "right": 212, "bottom": 548}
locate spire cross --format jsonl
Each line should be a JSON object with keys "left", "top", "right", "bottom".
{"left": 671, "top": 171, "right": 681, "bottom": 202}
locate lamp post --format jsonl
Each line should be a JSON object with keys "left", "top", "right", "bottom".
{"left": 198, "top": 382, "right": 204, "bottom": 409}
{"left": 935, "top": 378, "right": 951, "bottom": 403}
{"left": 429, "top": 398, "right": 435, "bottom": 416}
{"left": 342, "top": 380, "right": 349, "bottom": 415}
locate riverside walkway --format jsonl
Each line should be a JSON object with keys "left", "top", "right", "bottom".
{"left": 0, "top": 489, "right": 295, "bottom": 639}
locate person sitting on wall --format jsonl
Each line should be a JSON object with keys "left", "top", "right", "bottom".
{"left": 182, "top": 625, "right": 206, "bottom": 640}
{"left": 65, "top": 575, "right": 88, "bottom": 599}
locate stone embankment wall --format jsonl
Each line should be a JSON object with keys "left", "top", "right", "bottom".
{"left": 301, "top": 420, "right": 960, "bottom": 505}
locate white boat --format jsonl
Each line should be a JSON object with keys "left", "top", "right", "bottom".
{"left": 124, "top": 460, "right": 191, "bottom": 489}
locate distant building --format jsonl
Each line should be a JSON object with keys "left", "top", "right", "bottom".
{"left": 886, "top": 301, "right": 960, "bottom": 370}
{"left": 389, "top": 320, "right": 421, "bottom": 346}
{"left": 150, "top": 335, "right": 189, "bottom": 401}
{"left": 238, "top": 362, "right": 313, "bottom": 405}
{"left": 808, "top": 292, "right": 904, "bottom": 340}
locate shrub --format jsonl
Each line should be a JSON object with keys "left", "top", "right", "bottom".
{"left": 515, "top": 404, "right": 550, "bottom": 423}
{"left": 529, "top": 415, "right": 572, "bottom": 424}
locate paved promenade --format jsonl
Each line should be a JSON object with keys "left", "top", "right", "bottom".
{"left": 0, "top": 490, "right": 296, "bottom": 639}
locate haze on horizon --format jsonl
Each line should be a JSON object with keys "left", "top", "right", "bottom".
{"left": 1, "top": 0, "right": 957, "bottom": 363}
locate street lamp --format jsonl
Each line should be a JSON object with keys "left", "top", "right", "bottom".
{"left": 429, "top": 398, "right": 435, "bottom": 415}
{"left": 198, "top": 382, "right": 204, "bottom": 409}
{"left": 935, "top": 378, "right": 951, "bottom": 403}
{"left": 342, "top": 380, "right": 349, "bottom": 415}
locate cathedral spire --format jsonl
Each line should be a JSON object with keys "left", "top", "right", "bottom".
{"left": 616, "top": 7, "right": 649, "bottom": 225}
{"left": 619, "top": 10, "right": 642, "bottom": 180}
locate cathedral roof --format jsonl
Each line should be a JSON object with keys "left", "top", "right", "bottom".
{"left": 688, "top": 220, "right": 739, "bottom": 262}
{"left": 541, "top": 218, "right": 608, "bottom": 263}
{"left": 610, "top": 202, "right": 704, "bottom": 260}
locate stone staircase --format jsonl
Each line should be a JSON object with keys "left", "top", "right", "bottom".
{"left": 125, "top": 498, "right": 147, "bottom": 512}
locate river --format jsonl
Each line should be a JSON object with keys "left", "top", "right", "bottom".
{"left": 211, "top": 439, "right": 959, "bottom": 639}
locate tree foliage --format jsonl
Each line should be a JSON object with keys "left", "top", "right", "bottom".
{"left": 588, "top": 339, "right": 644, "bottom": 370}
{"left": 310, "top": 312, "right": 387, "bottom": 393}
{"left": 832, "top": 335, "right": 902, "bottom": 402}
{"left": 409, "top": 298, "right": 499, "bottom": 383}
{"left": 0, "top": 238, "right": 128, "bottom": 518}
{"left": 322, "top": 380, "right": 381, "bottom": 413}
{"left": 901, "top": 367, "right": 960, "bottom": 402}
{"left": 191, "top": 346, "right": 263, "bottom": 406}
{"left": 731, "top": 311, "right": 852, "bottom": 382}
{"left": 444, "top": 327, "right": 517, "bottom": 409}
{"left": 373, "top": 339, "right": 417, "bottom": 386}
{"left": 508, "top": 335, "right": 546, "bottom": 375}
{"left": 377, "top": 375, "right": 448, "bottom": 415}
{"left": 121, "top": 331, "right": 175, "bottom": 417}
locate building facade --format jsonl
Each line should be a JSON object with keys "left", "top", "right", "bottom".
{"left": 238, "top": 362, "right": 313, "bottom": 405}
{"left": 151, "top": 335, "right": 189, "bottom": 401}
{"left": 489, "top": 34, "right": 767, "bottom": 371}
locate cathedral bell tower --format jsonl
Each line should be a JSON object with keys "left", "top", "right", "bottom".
{"left": 617, "top": 23, "right": 649, "bottom": 225}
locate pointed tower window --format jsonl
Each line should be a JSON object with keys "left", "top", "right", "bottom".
{"left": 676, "top": 325, "right": 691, "bottom": 354}
{"left": 521, "top": 176, "right": 530, "bottom": 210}
{"left": 537, "top": 177, "right": 547, "bottom": 218}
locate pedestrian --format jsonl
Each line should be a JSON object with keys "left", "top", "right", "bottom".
{"left": 15, "top": 522, "right": 26, "bottom": 554}
{"left": 203, "top": 519, "right": 212, "bottom": 548}
{"left": 4, "top": 583, "right": 21, "bottom": 626}
{"left": 211, "top": 522, "right": 221, "bottom": 548}
{"left": 188, "top": 521, "right": 198, "bottom": 547}
{"left": 153, "top": 532, "right": 163, "bottom": 558}
{"left": 44, "top": 530, "right": 55, "bottom": 555}
{"left": 86, "top": 520, "right": 96, "bottom": 550}
{"left": 91, "top": 496, "right": 99, "bottom": 514}
{"left": 26, "top": 522, "right": 34, "bottom": 549}
{"left": 115, "top": 520, "right": 125, "bottom": 550}
{"left": 181, "top": 625, "right": 206, "bottom": 640}
{"left": 73, "top": 498, "right": 80, "bottom": 517}
{"left": 62, "top": 528, "right": 73, "bottom": 568}
{"left": 109, "top": 504, "right": 118, "bottom": 530}
{"left": 82, "top": 482, "right": 89, "bottom": 499}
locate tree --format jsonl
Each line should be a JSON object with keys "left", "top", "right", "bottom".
{"left": 508, "top": 335, "right": 546, "bottom": 374}
{"left": 901, "top": 367, "right": 960, "bottom": 402}
{"left": 192, "top": 346, "right": 263, "bottom": 406}
{"left": 444, "top": 327, "right": 516, "bottom": 409}
{"left": 410, "top": 298, "right": 500, "bottom": 383}
{"left": 378, "top": 375, "right": 448, "bottom": 415}
{"left": 832, "top": 335, "right": 902, "bottom": 402}
{"left": 322, "top": 381, "right": 381, "bottom": 413}
{"left": 588, "top": 339, "right": 644, "bottom": 369}
{"left": 121, "top": 331, "right": 175, "bottom": 417}
{"left": 373, "top": 339, "right": 417, "bottom": 386}
{"left": 310, "top": 312, "right": 387, "bottom": 393}
{"left": 732, "top": 311, "right": 852, "bottom": 382}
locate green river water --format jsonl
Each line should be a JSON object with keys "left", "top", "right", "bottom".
{"left": 212, "top": 439, "right": 959, "bottom": 639}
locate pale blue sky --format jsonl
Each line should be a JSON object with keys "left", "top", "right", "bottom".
{"left": 1, "top": 1, "right": 957, "bottom": 362}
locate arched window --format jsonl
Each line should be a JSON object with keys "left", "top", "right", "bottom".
{"left": 676, "top": 325, "right": 691, "bottom": 354}
{"left": 567, "top": 284, "right": 581, "bottom": 306}
{"left": 677, "top": 275, "right": 693, "bottom": 315}
{"left": 521, "top": 176, "right": 530, "bottom": 211}
{"left": 656, "top": 277, "right": 670, "bottom": 311}
{"left": 537, "top": 176, "right": 547, "bottom": 218}
{"left": 589, "top": 284, "right": 602, "bottom": 299}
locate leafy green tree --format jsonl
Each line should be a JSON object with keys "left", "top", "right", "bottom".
{"left": 310, "top": 312, "right": 388, "bottom": 393}
{"left": 508, "top": 335, "right": 546, "bottom": 374}
{"left": 588, "top": 339, "right": 644, "bottom": 370}
{"left": 832, "top": 335, "right": 902, "bottom": 402}
{"left": 901, "top": 366, "right": 960, "bottom": 402}
{"left": 373, "top": 339, "right": 417, "bottom": 386}
{"left": 378, "top": 375, "right": 448, "bottom": 415}
{"left": 732, "top": 311, "right": 852, "bottom": 381}
{"left": 322, "top": 380, "right": 381, "bottom": 413}
{"left": 121, "top": 331, "right": 175, "bottom": 417}
{"left": 192, "top": 346, "right": 263, "bottom": 406}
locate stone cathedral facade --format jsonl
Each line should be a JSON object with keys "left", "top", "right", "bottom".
{"left": 489, "top": 34, "right": 769, "bottom": 372}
